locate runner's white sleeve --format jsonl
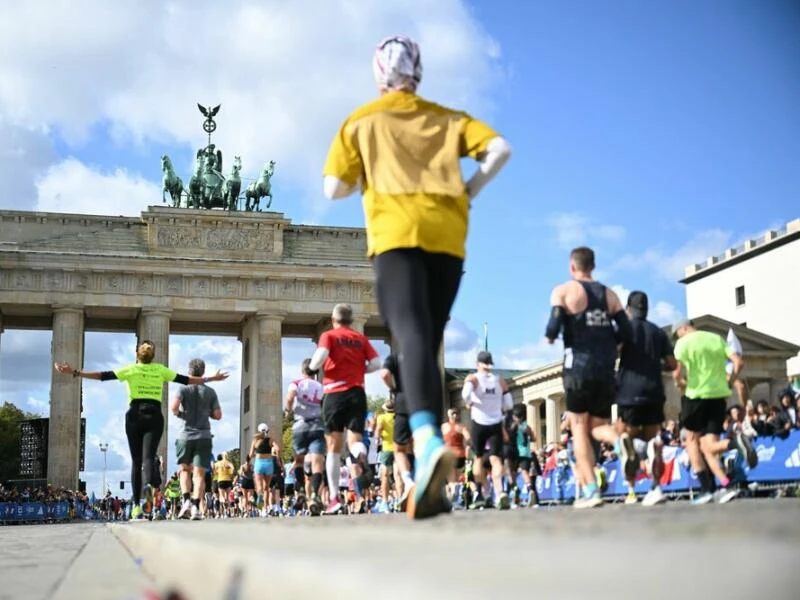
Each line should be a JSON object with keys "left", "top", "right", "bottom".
{"left": 323, "top": 175, "right": 359, "bottom": 200}
{"left": 466, "top": 137, "right": 511, "bottom": 200}
{"left": 502, "top": 392, "right": 513, "bottom": 411}
{"left": 461, "top": 381, "right": 475, "bottom": 401}
{"left": 366, "top": 357, "right": 382, "bottom": 373}
{"left": 309, "top": 347, "right": 329, "bottom": 371}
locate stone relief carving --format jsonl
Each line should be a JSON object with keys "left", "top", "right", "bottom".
{"left": 75, "top": 275, "right": 89, "bottom": 290}
{"left": 222, "top": 279, "right": 238, "bottom": 295}
{"left": 107, "top": 275, "right": 121, "bottom": 290}
{"left": 194, "top": 279, "right": 209, "bottom": 294}
{"left": 362, "top": 283, "right": 375, "bottom": 299}
{"left": 157, "top": 227, "right": 202, "bottom": 248}
{"left": 138, "top": 277, "right": 152, "bottom": 292}
{"left": 306, "top": 281, "right": 322, "bottom": 298}
{"left": 335, "top": 282, "right": 348, "bottom": 299}
{"left": 279, "top": 281, "right": 295, "bottom": 298}
{"left": 167, "top": 277, "right": 181, "bottom": 293}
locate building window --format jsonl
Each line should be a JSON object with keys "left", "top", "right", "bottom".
{"left": 243, "top": 386, "right": 250, "bottom": 414}
{"left": 735, "top": 285, "right": 745, "bottom": 306}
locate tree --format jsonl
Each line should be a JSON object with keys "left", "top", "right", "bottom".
{"left": 0, "top": 402, "right": 39, "bottom": 485}
{"left": 367, "top": 394, "right": 388, "bottom": 415}
{"left": 281, "top": 413, "right": 293, "bottom": 463}
{"left": 226, "top": 448, "right": 241, "bottom": 473}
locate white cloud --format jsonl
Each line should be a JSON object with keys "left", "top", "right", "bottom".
{"left": 35, "top": 158, "right": 161, "bottom": 216}
{"left": 546, "top": 212, "right": 626, "bottom": 250}
{"left": 0, "top": 0, "right": 501, "bottom": 216}
{"left": 498, "top": 338, "right": 562, "bottom": 370}
{"left": 611, "top": 228, "right": 732, "bottom": 282}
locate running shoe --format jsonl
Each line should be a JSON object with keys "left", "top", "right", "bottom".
{"left": 619, "top": 433, "right": 638, "bottom": 480}
{"left": 130, "top": 504, "right": 144, "bottom": 520}
{"left": 324, "top": 497, "right": 343, "bottom": 515}
{"left": 624, "top": 489, "right": 638, "bottom": 505}
{"left": 689, "top": 492, "right": 713, "bottom": 505}
{"left": 468, "top": 496, "right": 486, "bottom": 510}
{"left": 406, "top": 440, "right": 455, "bottom": 520}
{"left": 595, "top": 467, "right": 608, "bottom": 494}
{"left": 641, "top": 486, "right": 666, "bottom": 507}
{"left": 733, "top": 431, "right": 758, "bottom": 469}
{"left": 714, "top": 487, "right": 739, "bottom": 504}
{"left": 573, "top": 491, "right": 604, "bottom": 509}
{"left": 497, "top": 493, "right": 511, "bottom": 510}
{"left": 177, "top": 499, "right": 192, "bottom": 520}
{"left": 190, "top": 505, "right": 202, "bottom": 520}
{"left": 308, "top": 494, "right": 323, "bottom": 516}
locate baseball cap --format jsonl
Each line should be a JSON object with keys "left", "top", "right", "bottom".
{"left": 627, "top": 290, "right": 648, "bottom": 313}
{"left": 257, "top": 423, "right": 269, "bottom": 433}
{"left": 477, "top": 351, "right": 493, "bottom": 366}
{"left": 671, "top": 318, "right": 692, "bottom": 338}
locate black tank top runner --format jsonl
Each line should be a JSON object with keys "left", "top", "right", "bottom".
{"left": 255, "top": 436, "right": 272, "bottom": 454}
{"left": 562, "top": 281, "right": 617, "bottom": 381}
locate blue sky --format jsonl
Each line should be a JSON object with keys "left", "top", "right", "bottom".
{"left": 1, "top": 0, "right": 797, "bottom": 497}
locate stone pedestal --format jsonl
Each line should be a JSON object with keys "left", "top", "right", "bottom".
{"left": 48, "top": 306, "right": 84, "bottom": 489}
{"left": 137, "top": 309, "right": 171, "bottom": 465}
{"left": 240, "top": 314, "right": 284, "bottom": 455}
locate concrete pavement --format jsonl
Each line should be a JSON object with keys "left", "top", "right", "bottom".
{"left": 1, "top": 498, "right": 797, "bottom": 600}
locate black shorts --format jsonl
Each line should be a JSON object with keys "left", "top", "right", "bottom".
{"left": 393, "top": 392, "right": 412, "bottom": 446}
{"left": 470, "top": 421, "right": 504, "bottom": 458}
{"left": 517, "top": 457, "right": 532, "bottom": 472}
{"left": 218, "top": 481, "right": 232, "bottom": 491}
{"left": 323, "top": 387, "right": 367, "bottom": 434}
{"left": 619, "top": 402, "right": 665, "bottom": 427}
{"left": 271, "top": 476, "right": 284, "bottom": 491}
{"left": 240, "top": 478, "right": 255, "bottom": 491}
{"left": 680, "top": 397, "right": 726, "bottom": 436}
{"left": 285, "top": 483, "right": 296, "bottom": 496}
{"left": 564, "top": 374, "right": 615, "bottom": 419}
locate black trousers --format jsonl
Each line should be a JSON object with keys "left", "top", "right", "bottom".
{"left": 125, "top": 401, "right": 164, "bottom": 503}
{"left": 373, "top": 248, "right": 463, "bottom": 421}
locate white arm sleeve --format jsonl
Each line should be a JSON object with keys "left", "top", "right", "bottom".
{"left": 465, "top": 137, "right": 511, "bottom": 200}
{"left": 365, "top": 357, "right": 382, "bottom": 374}
{"left": 461, "top": 381, "right": 474, "bottom": 401}
{"left": 308, "top": 347, "right": 329, "bottom": 371}
{"left": 502, "top": 392, "right": 513, "bottom": 412}
{"left": 323, "top": 175, "right": 359, "bottom": 200}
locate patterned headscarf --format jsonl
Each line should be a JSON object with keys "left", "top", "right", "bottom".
{"left": 372, "top": 35, "right": 423, "bottom": 92}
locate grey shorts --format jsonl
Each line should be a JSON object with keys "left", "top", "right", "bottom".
{"left": 292, "top": 428, "right": 325, "bottom": 455}
{"left": 175, "top": 437, "right": 212, "bottom": 468}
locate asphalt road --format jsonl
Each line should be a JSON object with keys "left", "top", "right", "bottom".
{"left": 3, "top": 498, "right": 798, "bottom": 600}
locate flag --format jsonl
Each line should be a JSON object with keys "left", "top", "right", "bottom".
{"left": 483, "top": 322, "right": 489, "bottom": 352}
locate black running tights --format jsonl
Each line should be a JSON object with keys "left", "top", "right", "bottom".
{"left": 125, "top": 402, "right": 164, "bottom": 503}
{"left": 373, "top": 248, "right": 463, "bottom": 422}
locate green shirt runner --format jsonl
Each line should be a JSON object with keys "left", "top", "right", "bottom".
{"left": 674, "top": 330, "right": 734, "bottom": 400}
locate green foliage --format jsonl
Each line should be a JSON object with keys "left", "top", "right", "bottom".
{"left": 367, "top": 394, "right": 388, "bottom": 415}
{"left": 226, "top": 448, "right": 241, "bottom": 473}
{"left": 0, "top": 402, "right": 40, "bottom": 484}
{"left": 281, "top": 413, "right": 293, "bottom": 463}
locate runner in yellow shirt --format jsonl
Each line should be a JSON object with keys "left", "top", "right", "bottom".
{"left": 323, "top": 35, "right": 510, "bottom": 520}
{"left": 375, "top": 400, "right": 396, "bottom": 512}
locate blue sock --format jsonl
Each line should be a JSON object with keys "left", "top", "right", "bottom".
{"left": 409, "top": 410, "right": 438, "bottom": 432}
{"left": 583, "top": 482, "right": 598, "bottom": 498}
{"left": 410, "top": 411, "right": 442, "bottom": 460}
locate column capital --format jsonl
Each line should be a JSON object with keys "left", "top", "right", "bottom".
{"left": 139, "top": 307, "right": 172, "bottom": 318}
{"left": 51, "top": 305, "right": 84, "bottom": 315}
{"left": 255, "top": 311, "right": 286, "bottom": 323}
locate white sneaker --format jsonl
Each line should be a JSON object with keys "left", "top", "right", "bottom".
{"left": 714, "top": 488, "right": 739, "bottom": 504}
{"left": 190, "top": 504, "right": 202, "bottom": 520}
{"left": 641, "top": 487, "right": 666, "bottom": 507}
{"left": 178, "top": 499, "right": 192, "bottom": 520}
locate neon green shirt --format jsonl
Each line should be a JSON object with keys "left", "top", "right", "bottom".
{"left": 674, "top": 330, "right": 733, "bottom": 400}
{"left": 113, "top": 363, "right": 177, "bottom": 402}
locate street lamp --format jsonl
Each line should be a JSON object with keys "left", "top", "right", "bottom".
{"left": 99, "top": 443, "right": 109, "bottom": 496}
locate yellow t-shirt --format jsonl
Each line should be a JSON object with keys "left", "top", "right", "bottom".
{"left": 377, "top": 412, "right": 395, "bottom": 453}
{"left": 323, "top": 91, "right": 499, "bottom": 259}
{"left": 113, "top": 363, "right": 177, "bottom": 402}
{"left": 214, "top": 461, "right": 234, "bottom": 482}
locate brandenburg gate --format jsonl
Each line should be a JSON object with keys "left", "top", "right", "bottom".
{"left": 0, "top": 206, "right": 388, "bottom": 489}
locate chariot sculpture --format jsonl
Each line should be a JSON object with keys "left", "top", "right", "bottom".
{"left": 160, "top": 104, "right": 276, "bottom": 212}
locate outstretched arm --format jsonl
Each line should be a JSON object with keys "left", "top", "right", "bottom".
{"left": 54, "top": 363, "right": 115, "bottom": 381}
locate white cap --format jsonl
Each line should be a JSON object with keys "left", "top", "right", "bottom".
{"left": 257, "top": 423, "right": 269, "bottom": 433}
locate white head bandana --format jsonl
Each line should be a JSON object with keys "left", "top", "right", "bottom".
{"left": 372, "top": 35, "right": 422, "bottom": 92}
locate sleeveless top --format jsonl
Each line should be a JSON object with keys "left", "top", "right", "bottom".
{"left": 443, "top": 423, "right": 466, "bottom": 458}
{"left": 255, "top": 436, "right": 272, "bottom": 455}
{"left": 516, "top": 421, "right": 532, "bottom": 458}
{"left": 468, "top": 371, "right": 505, "bottom": 426}
{"left": 290, "top": 377, "right": 324, "bottom": 430}
{"left": 562, "top": 281, "right": 617, "bottom": 382}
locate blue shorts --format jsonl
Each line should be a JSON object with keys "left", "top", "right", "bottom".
{"left": 292, "top": 428, "right": 325, "bottom": 455}
{"left": 254, "top": 457, "right": 275, "bottom": 477}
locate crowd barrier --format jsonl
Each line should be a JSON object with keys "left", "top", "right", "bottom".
{"left": 0, "top": 501, "right": 94, "bottom": 523}
{"left": 534, "top": 430, "right": 800, "bottom": 502}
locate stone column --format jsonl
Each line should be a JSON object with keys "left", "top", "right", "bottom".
{"left": 527, "top": 400, "right": 543, "bottom": 450}
{"left": 545, "top": 396, "right": 560, "bottom": 444}
{"left": 137, "top": 309, "right": 171, "bottom": 464}
{"left": 350, "top": 317, "right": 367, "bottom": 334}
{"left": 255, "top": 313, "right": 284, "bottom": 450}
{"left": 48, "top": 306, "right": 85, "bottom": 489}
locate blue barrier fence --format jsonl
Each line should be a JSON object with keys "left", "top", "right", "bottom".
{"left": 0, "top": 501, "right": 94, "bottom": 523}
{"left": 534, "top": 430, "right": 800, "bottom": 503}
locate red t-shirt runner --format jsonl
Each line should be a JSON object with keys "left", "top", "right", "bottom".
{"left": 319, "top": 327, "right": 378, "bottom": 393}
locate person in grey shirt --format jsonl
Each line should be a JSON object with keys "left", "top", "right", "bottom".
{"left": 170, "top": 358, "right": 222, "bottom": 520}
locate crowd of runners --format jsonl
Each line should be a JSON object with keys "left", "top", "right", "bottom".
{"left": 52, "top": 34, "right": 762, "bottom": 522}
